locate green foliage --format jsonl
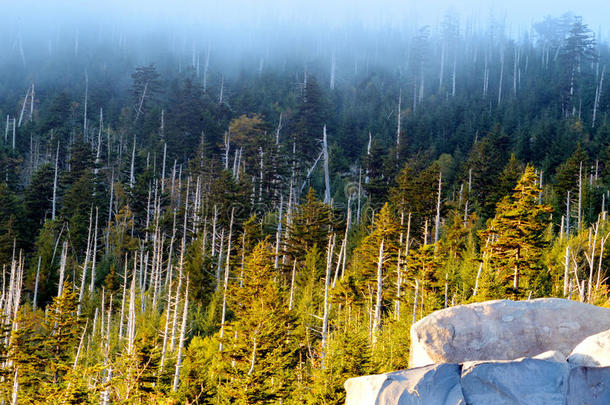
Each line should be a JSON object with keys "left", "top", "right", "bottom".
{"left": 480, "top": 166, "right": 553, "bottom": 298}
{"left": 216, "top": 241, "right": 299, "bottom": 404}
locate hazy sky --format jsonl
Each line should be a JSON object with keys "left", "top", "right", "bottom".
{"left": 6, "top": 0, "right": 610, "bottom": 39}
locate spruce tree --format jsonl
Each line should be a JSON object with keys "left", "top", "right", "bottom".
{"left": 216, "top": 241, "right": 298, "bottom": 404}
{"left": 480, "top": 165, "right": 553, "bottom": 298}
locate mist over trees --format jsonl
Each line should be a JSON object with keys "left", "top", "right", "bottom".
{"left": 0, "top": 3, "right": 609, "bottom": 404}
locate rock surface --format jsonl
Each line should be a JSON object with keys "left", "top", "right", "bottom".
{"left": 460, "top": 358, "right": 569, "bottom": 405}
{"left": 345, "top": 363, "right": 464, "bottom": 405}
{"left": 566, "top": 366, "right": 610, "bottom": 405}
{"left": 568, "top": 329, "right": 610, "bottom": 367}
{"left": 532, "top": 350, "right": 566, "bottom": 362}
{"left": 410, "top": 298, "right": 610, "bottom": 367}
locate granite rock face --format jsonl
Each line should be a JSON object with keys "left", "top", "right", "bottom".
{"left": 345, "top": 300, "right": 610, "bottom": 404}
{"left": 345, "top": 360, "right": 610, "bottom": 405}
{"left": 410, "top": 298, "right": 610, "bottom": 367}
{"left": 568, "top": 329, "right": 610, "bottom": 367}
{"left": 460, "top": 358, "right": 569, "bottom": 405}
{"left": 345, "top": 364, "right": 464, "bottom": 405}
{"left": 566, "top": 366, "right": 610, "bottom": 405}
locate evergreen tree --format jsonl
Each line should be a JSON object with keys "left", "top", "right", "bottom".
{"left": 480, "top": 166, "right": 553, "bottom": 298}
{"left": 216, "top": 241, "right": 299, "bottom": 404}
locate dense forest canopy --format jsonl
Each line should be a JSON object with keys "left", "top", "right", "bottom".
{"left": 0, "top": 2, "right": 609, "bottom": 403}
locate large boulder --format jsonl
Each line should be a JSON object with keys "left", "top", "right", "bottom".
{"left": 566, "top": 366, "right": 610, "bottom": 405}
{"left": 344, "top": 363, "right": 464, "bottom": 405}
{"left": 410, "top": 298, "right": 610, "bottom": 367}
{"left": 568, "top": 329, "right": 610, "bottom": 367}
{"left": 460, "top": 358, "right": 569, "bottom": 405}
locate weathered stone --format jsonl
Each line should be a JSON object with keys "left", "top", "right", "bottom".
{"left": 568, "top": 329, "right": 610, "bottom": 367}
{"left": 532, "top": 350, "right": 566, "bottom": 362}
{"left": 566, "top": 366, "right": 610, "bottom": 405}
{"left": 410, "top": 298, "right": 610, "bottom": 367}
{"left": 344, "top": 363, "right": 464, "bottom": 405}
{"left": 344, "top": 373, "right": 387, "bottom": 405}
{"left": 460, "top": 358, "right": 569, "bottom": 405}
{"left": 514, "top": 350, "right": 566, "bottom": 362}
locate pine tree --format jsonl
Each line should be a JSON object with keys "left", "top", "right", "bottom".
{"left": 480, "top": 165, "right": 553, "bottom": 298}
{"left": 284, "top": 188, "right": 333, "bottom": 265}
{"left": 351, "top": 203, "right": 399, "bottom": 342}
{"left": 216, "top": 241, "right": 299, "bottom": 404}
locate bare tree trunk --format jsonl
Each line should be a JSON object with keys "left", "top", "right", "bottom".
{"left": 57, "top": 241, "right": 68, "bottom": 297}
{"left": 289, "top": 259, "right": 297, "bottom": 310}
{"left": 129, "top": 135, "right": 136, "bottom": 188}
{"left": 73, "top": 319, "right": 88, "bottom": 370}
{"left": 372, "top": 238, "right": 385, "bottom": 344}
{"left": 78, "top": 207, "right": 94, "bottom": 315}
{"left": 585, "top": 221, "right": 599, "bottom": 302}
{"left": 118, "top": 256, "right": 129, "bottom": 340}
{"left": 321, "top": 235, "right": 335, "bottom": 361}
{"left": 89, "top": 208, "right": 98, "bottom": 292}
{"left": 464, "top": 168, "right": 472, "bottom": 222}
{"left": 473, "top": 262, "right": 483, "bottom": 297}
{"left": 170, "top": 238, "right": 185, "bottom": 352}
{"left": 127, "top": 254, "right": 137, "bottom": 354}
{"left": 395, "top": 211, "right": 404, "bottom": 319}
{"left": 211, "top": 205, "right": 218, "bottom": 257}
{"left": 172, "top": 276, "right": 189, "bottom": 392}
{"left": 135, "top": 82, "right": 148, "bottom": 123}
{"left": 563, "top": 245, "right": 571, "bottom": 297}
{"left": 592, "top": 65, "right": 605, "bottom": 128}
{"left": 11, "top": 369, "right": 18, "bottom": 405}
{"left": 18, "top": 86, "right": 31, "bottom": 128}
{"left": 412, "top": 278, "right": 419, "bottom": 324}
{"left": 578, "top": 162, "right": 583, "bottom": 231}
{"left": 52, "top": 142, "right": 59, "bottom": 220}
{"left": 159, "top": 270, "right": 173, "bottom": 376}
{"left": 396, "top": 89, "right": 401, "bottom": 157}
{"left": 33, "top": 256, "right": 41, "bottom": 310}
{"left": 365, "top": 132, "right": 371, "bottom": 184}
{"left": 434, "top": 171, "right": 442, "bottom": 246}
{"left": 12, "top": 118, "right": 16, "bottom": 150}
{"left": 219, "top": 208, "right": 235, "bottom": 352}
{"left": 323, "top": 125, "right": 331, "bottom": 204}
{"left": 215, "top": 229, "right": 225, "bottom": 291}
{"left": 161, "top": 143, "right": 167, "bottom": 193}
{"left": 274, "top": 196, "right": 283, "bottom": 270}
{"left": 566, "top": 191, "right": 571, "bottom": 236}
{"left": 357, "top": 167, "right": 362, "bottom": 224}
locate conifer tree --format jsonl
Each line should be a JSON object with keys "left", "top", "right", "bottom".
{"left": 216, "top": 241, "right": 298, "bottom": 404}
{"left": 351, "top": 203, "right": 398, "bottom": 341}
{"left": 480, "top": 165, "right": 553, "bottom": 298}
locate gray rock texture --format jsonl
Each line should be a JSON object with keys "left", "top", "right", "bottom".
{"left": 566, "top": 366, "right": 610, "bottom": 405}
{"left": 460, "top": 358, "right": 569, "bottom": 405}
{"left": 568, "top": 329, "right": 610, "bottom": 367}
{"left": 345, "top": 363, "right": 464, "bottom": 405}
{"left": 410, "top": 298, "right": 610, "bottom": 367}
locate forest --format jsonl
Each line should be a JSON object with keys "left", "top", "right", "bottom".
{"left": 0, "top": 5, "right": 609, "bottom": 404}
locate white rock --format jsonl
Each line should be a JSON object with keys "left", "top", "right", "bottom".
{"left": 568, "top": 329, "right": 610, "bottom": 367}
{"left": 344, "top": 363, "right": 464, "bottom": 405}
{"left": 344, "top": 373, "right": 388, "bottom": 405}
{"left": 566, "top": 366, "right": 610, "bottom": 405}
{"left": 460, "top": 358, "right": 569, "bottom": 405}
{"left": 532, "top": 350, "right": 566, "bottom": 362}
{"left": 410, "top": 298, "right": 610, "bottom": 367}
